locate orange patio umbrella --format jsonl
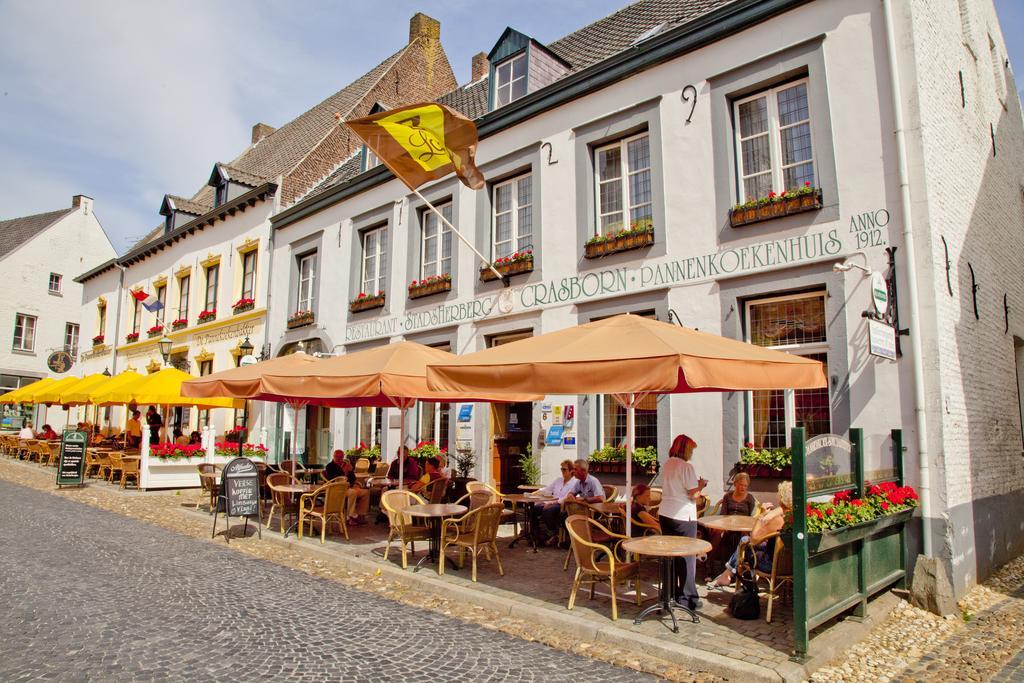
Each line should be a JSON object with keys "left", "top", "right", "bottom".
{"left": 426, "top": 313, "right": 827, "bottom": 534}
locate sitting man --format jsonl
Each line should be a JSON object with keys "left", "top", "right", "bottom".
{"left": 565, "top": 459, "right": 604, "bottom": 504}
{"left": 410, "top": 456, "right": 445, "bottom": 496}
{"left": 324, "top": 449, "right": 370, "bottom": 526}
{"left": 386, "top": 445, "right": 420, "bottom": 483}
{"left": 18, "top": 421, "right": 35, "bottom": 440}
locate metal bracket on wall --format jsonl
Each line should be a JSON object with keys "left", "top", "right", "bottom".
{"left": 666, "top": 308, "right": 684, "bottom": 327}
{"left": 681, "top": 84, "right": 697, "bottom": 124}
{"left": 1005, "top": 293, "right": 1010, "bottom": 334}
{"left": 968, "top": 262, "right": 980, "bottom": 320}
{"left": 884, "top": 247, "right": 909, "bottom": 356}
{"left": 941, "top": 236, "right": 953, "bottom": 296}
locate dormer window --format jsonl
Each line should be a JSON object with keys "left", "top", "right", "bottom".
{"left": 494, "top": 53, "right": 527, "bottom": 107}
{"left": 215, "top": 181, "right": 229, "bottom": 207}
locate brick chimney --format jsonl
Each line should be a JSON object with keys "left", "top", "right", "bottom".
{"left": 471, "top": 52, "right": 489, "bottom": 82}
{"left": 71, "top": 194, "right": 93, "bottom": 215}
{"left": 251, "top": 122, "right": 276, "bottom": 144}
{"left": 408, "top": 12, "right": 440, "bottom": 43}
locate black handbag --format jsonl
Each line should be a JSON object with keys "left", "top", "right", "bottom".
{"left": 729, "top": 569, "right": 761, "bottom": 620}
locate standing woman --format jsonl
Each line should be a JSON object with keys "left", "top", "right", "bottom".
{"left": 659, "top": 434, "right": 708, "bottom": 610}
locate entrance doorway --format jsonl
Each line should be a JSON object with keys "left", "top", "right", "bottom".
{"left": 487, "top": 330, "right": 534, "bottom": 492}
{"left": 306, "top": 405, "right": 331, "bottom": 465}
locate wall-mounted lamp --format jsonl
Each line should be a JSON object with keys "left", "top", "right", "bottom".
{"left": 832, "top": 261, "right": 872, "bottom": 276}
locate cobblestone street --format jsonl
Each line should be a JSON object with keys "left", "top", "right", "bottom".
{"left": 0, "top": 479, "right": 648, "bottom": 682}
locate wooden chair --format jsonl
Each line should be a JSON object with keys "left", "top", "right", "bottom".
{"left": 38, "top": 443, "right": 54, "bottom": 467}
{"left": 197, "top": 463, "right": 219, "bottom": 512}
{"left": 439, "top": 503, "right": 505, "bottom": 581}
{"left": 266, "top": 472, "right": 300, "bottom": 533}
{"left": 381, "top": 489, "right": 430, "bottom": 569}
{"left": 298, "top": 481, "right": 349, "bottom": 543}
{"left": 120, "top": 457, "right": 140, "bottom": 489}
{"left": 279, "top": 460, "right": 305, "bottom": 477}
{"left": 736, "top": 531, "right": 793, "bottom": 623}
{"left": 354, "top": 457, "right": 370, "bottom": 479}
{"left": 564, "top": 514, "right": 641, "bottom": 621}
{"left": 602, "top": 484, "right": 618, "bottom": 502}
{"left": 107, "top": 452, "right": 124, "bottom": 484}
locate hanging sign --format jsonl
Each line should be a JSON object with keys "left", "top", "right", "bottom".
{"left": 870, "top": 271, "right": 889, "bottom": 316}
{"left": 47, "top": 351, "right": 73, "bottom": 374}
{"left": 56, "top": 429, "right": 87, "bottom": 487}
{"left": 868, "top": 319, "right": 897, "bottom": 361}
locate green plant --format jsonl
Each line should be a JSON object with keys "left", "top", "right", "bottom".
{"left": 805, "top": 483, "right": 918, "bottom": 533}
{"left": 589, "top": 444, "right": 625, "bottom": 462}
{"left": 519, "top": 443, "right": 540, "bottom": 485}
{"left": 410, "top": 439, "right": 445, "bottom": 461}
{"left": 631, "top": 446, "right": 658, "bottom": 470}
{"left": 453, "top": 446, "right": 475, "bottom": 479}
{"left": 739, "top": 445, "right": 792, "bottom": 471}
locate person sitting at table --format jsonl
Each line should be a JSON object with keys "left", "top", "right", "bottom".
{"left": 718, "top": 472, "right": 758, "bottom": 516}
{"left": 172, "top": 428, "right": 189, "bottom": 446}
{"left": 622, "top": 483, "right": 661, "bottom": 535}
{"left": 386, "top": 445, "right": 420, "bottom": 483}
{"left": 18, "top": 422, "right": 35, "bottom": 439}
{"left": 188, "top": 431, "right": 202, "bottom": 445}
{"left": 536, "top": 459, "right": 577, "bottom": 541}
{"left": 410, "top": 456, "right": 445, "bottom": 494}
{"left": 564, "top": 459, "right": 604, "bottom": 504}
{"left": 436, "top": 452, "right": 452, "bottom": 479}
{"left": 125, "top": 410, "right": 143, "bottom": 448}
{"left": 707, "top": 481, "right": 792, "bottom": 589}
{"left": 38, "top": 424, "right": 58, "bottom": 440}
{"left": 324, "top": 450, "right": 370, "bottom": 526}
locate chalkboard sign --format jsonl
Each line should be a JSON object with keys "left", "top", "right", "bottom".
{"left": 221, "top": 457, "right": 260, "bottom": 517}
{"left": 57, "top": 429, "right": 87, "bottom": 487}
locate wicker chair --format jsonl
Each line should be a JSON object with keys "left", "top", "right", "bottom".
{"left": 120, "top": 456, "right": 140, "bottom": 489}
{"left": 106, "top": 452, "right": 124, "bottom": 484}
{"left": 602, "top": 485, "right": 618, "bottom": 502}
{"left": 696, "top": 494, "right": 711, "bottom": 518}
{"left": 372, "top": 461, "right": 389, "bottom": 477}
{"left": 439, "top": 503, "right": 505, "bottom": 581}
{"left": 735, "top": 531, "right": 793, "bottom": 623}
{"left": 381, "top": 489, "right": 430, "bottom": 569}
{"left": 466, "top": 481, "right": 517, "bottom": 529}
{"left": 37, "top": 443, "right": 55, "bottom": 467}
{"left": 564, "top": 514, "right": 641, "bottom": 621}
{"left": 197, "top": 463, "right": 220, "bottom": 512}
{"left": 354, "top": 457, "right": 370, "bottom": 480}
{"left": 266, "top": 472, "right": 301, "bottom": 533}
{"left": 423, "top": 477, "right": 449, "bottom": 505}
{"left": 562, "top": 499, "right": 611, "bottom": 570}
{"left": 298, "top": 481, "right": 349, "bottom": 543}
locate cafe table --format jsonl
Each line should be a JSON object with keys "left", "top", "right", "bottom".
{"left": 405, "top": 503, "right": 467, "bottom": 571}
{"left": 276, "top": 482, "right": 317, "bottom": 538}
{"left": 698, "top": 514, "right": 757, "bottom": 534}
{"left": 621, "top": 535, "right": 712, "bottom": 632}
{"left": 503, "top": 493, "right": 555, "bottom": 551}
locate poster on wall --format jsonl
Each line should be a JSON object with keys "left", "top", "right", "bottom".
{"left": 458, "top": 405, "right": 473, "bottom": 422}
{"left": 545, "top": 424, "right": 564, "bottom": 446}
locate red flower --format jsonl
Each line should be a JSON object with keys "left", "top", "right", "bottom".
{"left": 881, "top": 501, "right": 890, "bottom": 511}
{"left": 826, "top": 507, "right": 835, "bottom": 516}
{"left": 851, "top": 499, "right": 863, "bottom": 507}
{"left": 744, "top": 441, "right": 754, "bottom": 448}
{"left": 804, "top": 181, "right": 811, "bottom": 186}
{"left": 833, "top": 489, "right": 852, "bottom": 503}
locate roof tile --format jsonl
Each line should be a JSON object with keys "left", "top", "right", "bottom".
{"left": 0, "top": 207, "right": 74, "bottom": 260}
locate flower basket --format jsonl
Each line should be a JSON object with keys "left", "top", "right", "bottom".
{"left": 287, "top": 310, "right": 315, "bottom": 329}
{"left": 480, "top": 253, "right": 533, "bottom": 282}
{"left": 213, "top": 442, "right": 268, "bottom": 459}
{"left": 408, "top": 276, "right": 452, "bottom": 300}
{"left": 349, "top": 292, "right": 385, "bottom": 313}
{"left": 197, "top": 310, "right": 216, "bottom": 324}
{"left": 170, "top": 319, "right": 187, "bottom": 331}
{"left": 125, "top": 332, "right": 140, "bottom": 343}
{"left": 584, "top": 228, "right": 654, "bottom": 259}
{"left": 232, "top": 298, "right": 255, "bottom": 314}
{"left": 729, "top": 185, "right": 823, "bottom": 228}
{"left": 734, "top": 462, "right": 792, "bottom": 479}
{"left": 808, "top": 508, "right": 913, "bottom": 554}
{"left": 150, "top": 443, "right": 206, "bottom": 460}
{"left": 92, "top": 335, "right": 105, "bottom": 347}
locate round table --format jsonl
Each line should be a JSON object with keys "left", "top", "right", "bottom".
{"left": 274, "top": 483, "right": 317, "bottom": 537}
{"left": 517, "top": 484, "right": 542, "bottom": 492}
{"left": 698, "top": 514, "right": 757, "bottom": 533}
{"left": 622, "top": 535, "right": 712, "bottom": 632}
{"left": 405, "top": 503, "right": 468, "bottom": 571}
{"left": 503, "top": 493, "right": 555, "bottom": 551}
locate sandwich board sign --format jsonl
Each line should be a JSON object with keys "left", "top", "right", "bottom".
{"left": 56, "top": 429, "right": 87, "bottom": 488}
{"left": 212, "top": 457, "right": 262, "bottom": 543}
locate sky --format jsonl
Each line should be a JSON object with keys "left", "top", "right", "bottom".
{"left": 0, "top": 0, "right": 1021, "bottom": 255}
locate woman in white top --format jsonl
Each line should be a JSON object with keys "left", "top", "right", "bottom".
{"left": 658, "top": 434, "right": 708, "bottom": 610}
{"left": 537, "top": 459, "right": 577, "bottom": 540}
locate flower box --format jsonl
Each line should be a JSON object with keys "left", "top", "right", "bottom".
{"left": 349, "top": 292, "right": 386, "bottom": 313}
{"left": 480, "top": 253, "right": 533, "bottom": 282}
{"left": 197, "top": 310, "right": 216, "bottom": 324}
{"left": 584, "top": 227, "right": 654, "bottom": 259}
{"left": 808, "top": 507, "right": 913, "bottom": 554}
{"left": 150, "top": 443, "right": 206, "bottom": 460}
{"left": 408, "top": 276, "right": 451, "bottom": 300}
{"left": 729, "top": 186, "right": 823, "bottom": 228}
{"left": 287, "top": 310, "right": 315, "bottom": 329}
{"left": 125, "top": 332, "right": 140, "bottom": 343}
{"left": 170, "top": 319, "right": 187, "bottom": 331}
{"left": 92, "top": 335, "right": 105, "bottom": 347}
{"left": 232, "top": 298, "right": 255, "bottom": 314}
{"left": 734, "top": 462, "right": 792, "bottom": 479}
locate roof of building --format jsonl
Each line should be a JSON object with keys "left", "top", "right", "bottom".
{"left": 0, "top": 207, "right": 75, "bottom": 260}
{"left": 162, "top": 195, "right": 212, "bottom": 217}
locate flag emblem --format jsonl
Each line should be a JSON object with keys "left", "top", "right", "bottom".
{"left": 131, "top": 289, "right": 164, "bottom": 313}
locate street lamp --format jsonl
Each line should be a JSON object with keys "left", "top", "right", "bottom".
{"left": 102, "top": 367, "right": 111, "bottom": 377}
{"left": 238, "top": 336, "right": 254, "bottom": 360}
{"left": 158, "top": 336, "right": 173, "bottom": 367}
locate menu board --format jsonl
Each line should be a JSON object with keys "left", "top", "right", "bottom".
{"left": 57, "top": 429, "right": 87, "bottom": 487}
{"left": 221, "top": 457, "right": 260, "bottom": 518}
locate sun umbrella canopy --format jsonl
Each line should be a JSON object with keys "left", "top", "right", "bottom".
{"left": 85, "top": 371, "right": 145, "bottom": 407}
{"left": 35, "top": 373, "right": 110, "bottom": 406}
{"left": 92, "top": 369, "right": 241, "bottom": 408}
{"left": 180, "top": 352, "right": 321, "bottom": 403}
{"left": 59, "top": 374, "right": 119, "bottom": 406}
{"left": 15, "top": 376, "right": 80, "bottom": 405}
{"left": 0, "top": 377, "right": 56, "bottom": 404}
{"left": 426, "top": 313, "right": 827, "bottom": 395}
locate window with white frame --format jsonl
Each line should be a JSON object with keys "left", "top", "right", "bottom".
{"left": 745, "top": 292, "right": 830, "bottom": 448}
{"left": 494, "top": 53, "right": 527, "bottom": 107}
{"left": 131, "top": 298, "right": 142, "bottom": 334}
{"left": 297, "top": 253, "right": 317, "bottom": 311}
{"left": 594, "top": 133, "right": 653, "bottom": 235}
{"left": 365, "top": 147, "right": 381, "bottom": 171}
{"left": 177, "top": 275, "right": 190, "bottom": 321}
{"left": 48, "top": 273, "right": 62, "bottom": 295}
{"left": 64, "top": 323, "right": 79, "bottom": 356}
{"left": 734, "top": 79, "right": 815, "bottom": 202}
{"left": 421, "top": 203, "right": 452, "bottom": 279}
{"left": 361, "top": 226, "right": 387, "bottom": 295}
{"left": 12, "top": 314, "right": 36, "bottom": 352}
{"left": 241, "top": 250, "right": 257, "bottom": 300}
{"left": 492, "top": 174, "right": 532, "bottom": 259}
{"left": 204, "top": 265, "right": 219, "bottom": 312}
{"left": 358, "top": 407, "right": 383, "bottom": 446}
{"left": 155, "top": 285, "right": 166, "bottom": 326}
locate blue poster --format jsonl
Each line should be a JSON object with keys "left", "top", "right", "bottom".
{"left": 545, "top": 424, "right": 564, "bottom": 446}
{"left": 458, "top": 405, "right": 473, "bottom": 422}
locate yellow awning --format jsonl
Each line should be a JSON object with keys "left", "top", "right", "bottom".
{"left": 34, "top": 374, "right": 109, "bottom": 405}
{"left": 86, "top": 371, "right": 145, "bottom": 407}
{"left": 94, "top": 368, "right": 242, "bottom": 409}
{"left": 0, "top": 377, "right": 56, "bottom": 404}
{"left": 17, "top": 377, "right": 80, "bottom": 405}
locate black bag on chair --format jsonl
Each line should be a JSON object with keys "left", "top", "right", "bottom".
{"left": 729, "top": 569, "right": 761, "bottom": 620}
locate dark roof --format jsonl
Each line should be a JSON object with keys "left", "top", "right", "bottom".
{"left": 162, "top": 194, "right": 212, "bottom": 217}
{"left": 0, "top": 207, "right": 74, "bottom": 260}
{"left": 209, "top": 163, "right": 269, "bottom": 189}
{"left": 437, "top": 79, "right": 489, "bottom": 121}
{"left": 74, "top": 257, "right": 118, "bottom": 284}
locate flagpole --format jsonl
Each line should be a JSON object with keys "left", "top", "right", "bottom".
{"left": 411, "top": 188, "right": 508, "bottom": 286}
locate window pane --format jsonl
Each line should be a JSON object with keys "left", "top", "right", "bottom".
{"left": 516, "top": 177, "right": 532, "bottom": 208}
{"left": 602, "top": 395, "right": 658, "bottom": 450}
{"left": 628, "top": 169, "right": 651, "bottom": 209}
{"left": 738, "top": 97, "right": 768, "bottom": 137}
{"left": 517, "top": 207, "right": 532, "bottom": 242}
{"left": 598, "top": 147, "right": 621, "bottom": 181}
{"left": 495, "top": 183, "right": 511, "bottom": 213}
{"left": 511, "top": 54, "right": 526, "bottom": 79}
{"left": 600, "top": 214, "right": 623, "bottom": 232}
{"left": 749, "top": 296, "right": 826, "bottom": 347}
{"left": 751, "top": 389, "right": 786, "bottom": 449}
{"left": 496, "top": 61, "right": 511, "bottom": 87}
{"left": 629, "top": 204, "right": 653, "bottom": 225}
{"left": 780, "top": 122, "right": 813, "bottom": 166}
{"left": 741, "top": 134, "right": 772, "bottom": 175}
{"left": 743, "top": 174, "right": 773, "bottom": 202}
{"left": 599, "top": 179, "right": 623, "bottom": 215}
{"left": 777, "top": 83, "right": 809, "bottom": 126}
{"left": 511, "top": 77, "right": 527, "bottom": 102}
{"left": 424, "top": 234, "right": 437, "bottom": 265}
{"left": 626, "top": 136, "right": 650, "bottom": 172}
{"left": 495, "top": 213, "right": 512, "bottom": 245}
{"left": 795, "top": 352, "right": 830, "bottom": 438}
{"left": 783, "top": 163, "right": 815, "bottom": 191}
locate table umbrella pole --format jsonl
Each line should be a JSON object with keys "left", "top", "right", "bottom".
{"left": 626, "top": 393, "right": 634, "bottom": 539}
{"left": 399, "top": 408, "right": 405, "bottom": 490}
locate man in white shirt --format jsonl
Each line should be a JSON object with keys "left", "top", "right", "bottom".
{"left": 565, "top": 459, "right": 604, "bottom": 503}
{"left": 18, "top": 422, "right": 35, "bottom": 440}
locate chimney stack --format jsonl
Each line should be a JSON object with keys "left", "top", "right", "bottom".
{"left": 471, "top": 52, "right": 489, "bottom": 82}
{"left": 251, "top": 122, "right": 276, "bottom": 144}
{"left": 72, "top": 195, "right": 93, "bottom": 216}
{"left": 408, "top": 12, "right": 440, "bottom": 43}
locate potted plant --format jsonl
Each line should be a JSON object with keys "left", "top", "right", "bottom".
{"left": 584, "top": 219, "right": 655, "bottom": 259}
{"left": 729, "top": 182, "right": 822, "bottom": 227}
{"left": 409, "top": 439, "right": 446, "bottom": 463}
{"left": 408, "top": 274, "right": 452, "bottom": 300}
{"left": 232, "top": 297, "right": 255, "bottom": 314}
{"left": 147, "top": 324, "right": 164, "bottom": 339}
{"left": 125, "top": 332, "right": 140, "bottom": 343}
{"left": 451, "top": 445, "right": 476, "bottom": 501}
{"left": 519, "top": 444, "right": 540, "bottom": 486}
{"left": 197, "top": 309, "right": 216, "bottom": 324}
{"left": 150, "top": 442, "right": 206, "bottom": 461}
{"left": 480, "top": 250, "right": 534, "bottom": 282}
{"left": 287, "top": 310, "right": 315, "bottom": 328}
{"left": 92, "top": 334, "right": 105, "bottom": 347}
{"left": 170, "top": 317, "right": 188, "bottom": 331}
{"left": 213, "top": 441, "right": 267, "bottom": 459}
{"left": 632, "top": 446, "right": 660, "bottom": 474}
{"left": 806, "top": 482, "right": 918, "bottom": 553}
{"left": 349, "top": 291, "right": 385, "bottom": 313}
{"left": 736, "top": 444, "right": 793, "bottom": 478}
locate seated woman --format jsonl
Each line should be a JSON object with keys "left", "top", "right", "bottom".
{"left": 621, "top": 484, "right": 660, "bottom": 535}
{"left": 188, "top": 431, "right": 202, "bottom": 445}
{"left": 707, "top": 481, "right": 791, "bottom": 589}
{"left": 718, "top": 472, "right": 758, "bottom": 516}
{"left": 38, "top": 424, "right": 59, "bottom": 440}
{"left": 172, "top": 428, "right": 189, "bottom": 446}
{"left": 410, "top": 457, "right": 445, "bottom": 494}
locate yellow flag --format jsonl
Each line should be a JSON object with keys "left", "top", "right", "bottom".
{"left": 345, "top": 102, "right": 485, "bottom": 190}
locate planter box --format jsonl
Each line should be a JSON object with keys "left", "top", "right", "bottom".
{"left": 584, "top": 229, "right": 654, "bottom": 259}
{"left": 125, "top": 335, "right": 140, "bottom": 344}
{"left": 349, "top": 295, "right": 385, "bottom": 313}
{"left": 147, "top": 330, "right": 164, "bottom": 339}
{"left": 92, "top": 340, "right": 105, "bottom": 348}
{"left": 480, "top": 256, "right": 533, "bottom": 282}
{"left": 197, "top": 315, "right": 216, "bottom": 325}
{"left": 232, "top": 302, "right": 255, "bottom": 315}
{"left": 408, "top": 279, "right": 451, "bottom": 300}
{"left": 734, "top": 462, "right": 792, "bottom": 479}
{"left": 808, "top": 507, "right": 914, "bottom": 554}
{"left": 171, "top": 321, "right": 187, "bottom": 331}
{"left": 729, "top": 190, "right": 823, "bottom": 228}
{"left": 287, "top": 312, "right": 315, "bottom": 329}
